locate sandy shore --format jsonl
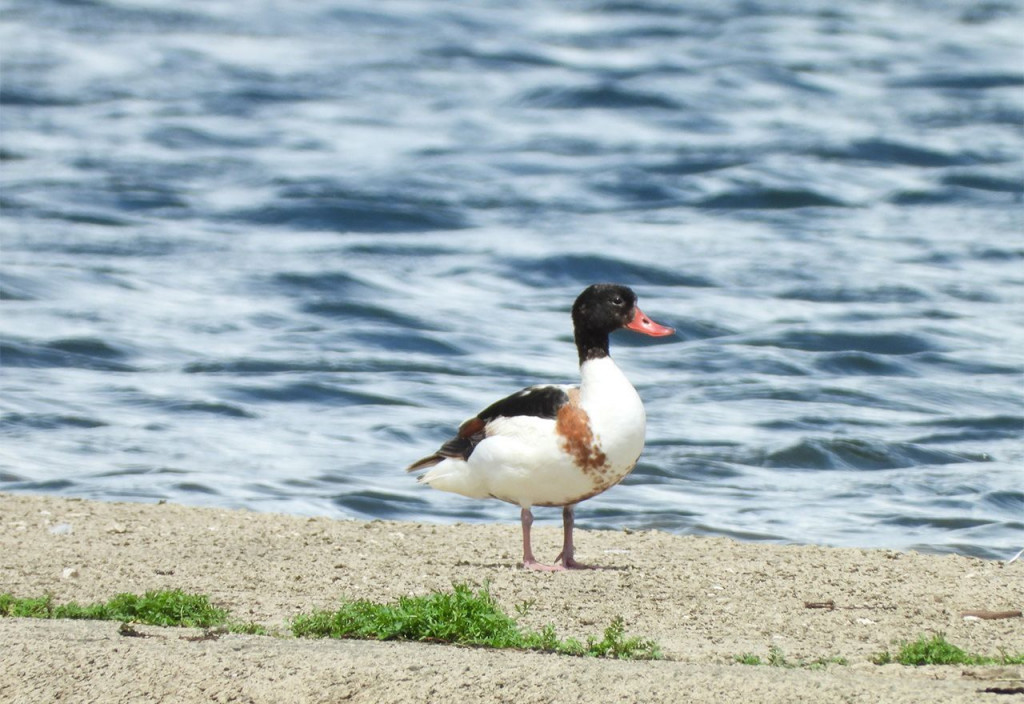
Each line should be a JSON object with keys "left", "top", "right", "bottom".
{"left": 1, "top": 493, "right": 1021, "bottom": 703}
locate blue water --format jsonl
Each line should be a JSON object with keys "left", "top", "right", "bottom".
{"left": 1, "top": 0, "right": 1022, "bottom": 560}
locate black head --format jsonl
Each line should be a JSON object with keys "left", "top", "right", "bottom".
{"left": 571, "top": 284, "right": 638, "bottom": 336}
{"left": 571, "top": 283, "right": 673, "bottom": 363}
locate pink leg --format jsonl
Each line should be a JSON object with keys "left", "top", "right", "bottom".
{"left": 554, "top": 505, "right": 596, "bottom": 569}
{"left": 520, "top": 507, "right": 565, "bottom": 572}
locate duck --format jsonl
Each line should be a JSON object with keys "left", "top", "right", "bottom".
{"left": 407, "top": 283, "right": 674, "bottom": 571}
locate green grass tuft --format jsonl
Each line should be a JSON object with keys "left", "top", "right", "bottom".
{"left": 292, "top": 583, "right": 661, "bottom": 660}
{"left": 292, "top": 583, "right": 522, "bottom": 646}
{"left": 873, "top": 634, "right": 1024, "bottom": 666}
{"left": 228, "top": 621, "right": 271, "bottom": 636}
{"left": 0, "top": 590, "right": 228, "bottom": 628}
{"left": 734, "top": 652, "right": 764, "bottom": 666}
{"left": 734, "top": 645, "right": 847, "bottom": 669}
{"left": 581, "top": 616, "right": 662, "bottom": 660}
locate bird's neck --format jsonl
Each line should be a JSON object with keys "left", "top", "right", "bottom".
{"left": 574, "top": 328, "right": 610, "bottom": 365}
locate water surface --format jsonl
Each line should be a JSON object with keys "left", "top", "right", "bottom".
{"left": 1, "top": 0, "right": 1022, "bottom": 559}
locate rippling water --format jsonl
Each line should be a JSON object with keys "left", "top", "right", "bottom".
{"left": 2, "top": 0, "right": 1022, "bottom": 560}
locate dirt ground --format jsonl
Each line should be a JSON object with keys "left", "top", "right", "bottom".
{"left": 1, "top": 493, "right": 1021, "bottom": 703}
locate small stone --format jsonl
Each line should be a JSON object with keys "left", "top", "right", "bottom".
{"left": 62, "top": 567, "right": 80, "bottom": 579}
{"left": 107, "top": 523, "right": 128, "bottom": 534}
{"left": 49, "top": 523, "right": 73, "bottom": 535}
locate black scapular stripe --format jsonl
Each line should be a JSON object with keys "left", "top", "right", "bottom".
{"left": 477, "top": 385, "right": 570, "bottom": 423}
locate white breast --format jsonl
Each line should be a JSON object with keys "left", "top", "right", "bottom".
{"left": 578, "top": 356, "right": 647, "bottom": 473}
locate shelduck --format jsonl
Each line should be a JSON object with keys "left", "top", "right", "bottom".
{"left": 407, "top": 283, "right": 674, "bottom": 570}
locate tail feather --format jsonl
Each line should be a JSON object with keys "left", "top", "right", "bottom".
{"left": 407, "top": 425, "right": 482, "bottom": 473}
{"left": 415, "top": 457, "right": 488, "bottom": 499}
{"left": 406, "top": 454, "right": 443, "bottom": 473}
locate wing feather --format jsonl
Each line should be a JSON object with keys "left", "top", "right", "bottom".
{"left": 406, "top": 385, "right": 571, "bottom": 470}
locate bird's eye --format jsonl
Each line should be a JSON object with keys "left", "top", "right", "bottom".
{"left": 611, "top": 296, "right": 624, "bottom": 306}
